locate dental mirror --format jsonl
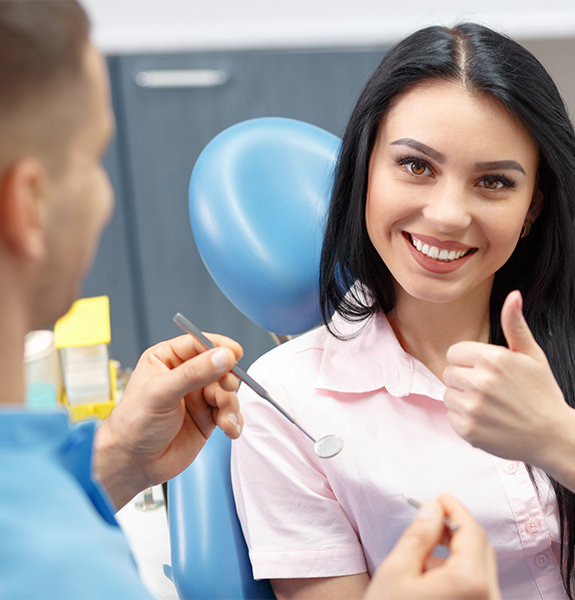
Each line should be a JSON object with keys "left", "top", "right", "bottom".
{"left": 173, "top": 312, "right": 344, "bottom": 459}
{"left": 314, "top": 435, "right": 344, "bottom": 459}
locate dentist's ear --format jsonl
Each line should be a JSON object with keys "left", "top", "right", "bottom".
{"left": 0, "top": 158, "right": 48, "bottom": 260}
{"left": 527, "top": 188, "right": 544, "bottom": 223}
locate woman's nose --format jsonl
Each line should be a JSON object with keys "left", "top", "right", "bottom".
{"left": 421, "top": 180, "right": 472, "bottom": 233}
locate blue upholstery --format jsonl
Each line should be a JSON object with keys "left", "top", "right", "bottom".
{"left": 166, "top": 429, "right": 275, "bottom": 600}
{"left": 188, "top": 117, "right": 341, "bottom": 335}
{"left": 166, "top": 118, "right": 340, "bottom": 599}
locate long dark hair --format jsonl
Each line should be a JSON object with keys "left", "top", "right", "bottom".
{"left": 320, "top": 23, "right": 575, "bottom": 598}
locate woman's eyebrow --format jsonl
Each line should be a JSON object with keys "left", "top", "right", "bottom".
{"left": 390, "top": 138, "right": 527, "bottom": 175}
{"left": 390, "top": 138, "right": 446, "bottom": 163}
{"left": 474, "top": 160, "right": 526, "bottom": 175}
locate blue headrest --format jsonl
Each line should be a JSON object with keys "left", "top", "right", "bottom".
{"left": 189, "top": 117, "right": 341, "bottom": 335}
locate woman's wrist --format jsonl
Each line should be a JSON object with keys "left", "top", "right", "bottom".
{"left": 535, "top": 407, "right": 575, "bottom": 493}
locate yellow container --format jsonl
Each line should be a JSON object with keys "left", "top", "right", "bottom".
{"left": 55, "top": 296, "right": 117, "bottom": 421}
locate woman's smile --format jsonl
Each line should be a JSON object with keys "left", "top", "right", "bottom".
{"left": 403, "top": 232, "right": 477, "bottom": 274}
{"left": 365, "top": 80, "right": 542, "bottom": 305}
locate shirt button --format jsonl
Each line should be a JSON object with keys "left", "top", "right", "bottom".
{"left": 503, "top": 461, "right": 519, "bottom": 475}
{"left": 535, "top": 552, "right": 549, "bottom": 568}
{"left": 526, "top": 518, "right": 540, "bottom": 534}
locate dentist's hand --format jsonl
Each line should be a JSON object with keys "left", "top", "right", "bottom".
{"left": 94, "top": 333, "right": 243, "bottom": 509}
{"left": 366, "top": 495, "right": 500, "bottom": 600}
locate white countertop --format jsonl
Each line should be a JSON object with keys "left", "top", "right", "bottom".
{"left": 115, "top": 485, "right": 178, "bottom": 600}
{"left": 80, "top": 0, "right": 575, "bottom": 55}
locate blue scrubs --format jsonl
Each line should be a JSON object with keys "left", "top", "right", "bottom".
{"left": 0, "top": 409, "right": 154, "bottom": 599}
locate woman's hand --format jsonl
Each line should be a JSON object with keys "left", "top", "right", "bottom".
{"left": 93, "top": 333, "right": 243, "bottom": 509}
{"left": 366, "top": 495, "right": 500, "bottom": 600}
{"left": 443, "top": 290, "right": 575, "bottom": 488}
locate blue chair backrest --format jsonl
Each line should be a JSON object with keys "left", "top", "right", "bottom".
{"left": 167, "top": 429, "right": 275, "bottom": 600}
{"left": 188, "top": 117, "right": 341, "bottom": 335}
{"left": 166, "top": 118, "right": 341, "bottom": 599}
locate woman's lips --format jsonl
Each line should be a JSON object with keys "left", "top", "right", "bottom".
{"left": 403, "top": 232, "right": 477, "bottom": 273}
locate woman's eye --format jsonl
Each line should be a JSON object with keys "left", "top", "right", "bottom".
{"left": 395, "top": 156, "right": 434, "bottom": 177}
{"left": 479, "top": 177, "right": 504, "bottom": 190}
{"left": 406, "top": 161, "right": 429, "bottom": 176}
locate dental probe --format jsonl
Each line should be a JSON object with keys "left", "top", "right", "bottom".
{"left": 407, "top": 498, "right": 459, "bottom": 532}
{"left": 173, "top": 312, "right": 344, "bottom": 459}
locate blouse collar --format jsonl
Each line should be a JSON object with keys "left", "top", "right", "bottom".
{"left": 315, "top": 312, "right": 446, "bottom": 401}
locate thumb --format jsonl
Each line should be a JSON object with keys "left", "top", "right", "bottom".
{"left": 383, "top": 502, "right": 445, "bottom": 575}
{"left": 501, "top": 290, "right": 539, "bottom": 356}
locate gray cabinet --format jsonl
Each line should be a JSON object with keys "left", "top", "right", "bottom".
{"left": 82, "top": 49, "right": 386, "bottom": 369}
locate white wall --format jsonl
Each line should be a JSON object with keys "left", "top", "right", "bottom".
{"left": 522, "top": 37, "right": 575, "bottom": 125}
{"left": 80, "top": 0, "right": 575, "bottom": 55}
{"left": 79, "top": 1, "right": 575, "bottom": 123}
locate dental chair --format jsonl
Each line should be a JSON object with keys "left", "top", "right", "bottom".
{"left": 164, "top": 117, "right": 340, "bottom": 600}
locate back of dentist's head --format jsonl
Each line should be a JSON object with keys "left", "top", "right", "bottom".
{"left": 0, "top": 0, "right": 91, "bottom": 176}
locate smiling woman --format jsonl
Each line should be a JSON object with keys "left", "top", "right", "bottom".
{"left": 365, "top": 81, "right": 542, "bottom": 315}
{"left": 231, "top": 22, "right": 575, "bottom": 600}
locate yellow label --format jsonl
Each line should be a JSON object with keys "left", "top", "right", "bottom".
{"left": 54, "top": 296, "right": 111, "bottom": 348}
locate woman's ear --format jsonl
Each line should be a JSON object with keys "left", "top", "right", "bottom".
{"left": 527, "top": 188, "right": 544, "bottom": 223}
{"left": 0, "top": 158, "right": 48, "bottom": 260}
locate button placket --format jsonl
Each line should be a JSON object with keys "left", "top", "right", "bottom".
{"left": 503, "top": 461, "right": 519, "bottom": 475}
{"left": 526, "top": 518, "right": 541, "bottom": 535}
{"left": 535, "top": 552, "right": 549, "bottom": 568}
{"left": 491, "top": 455, "right": 564, "bottom": 596}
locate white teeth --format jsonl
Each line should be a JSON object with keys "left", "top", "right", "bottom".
{"left": 410, "top": 236, "right": 470, "bottom": 262}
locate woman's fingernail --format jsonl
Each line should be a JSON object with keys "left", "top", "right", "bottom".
{"left": 211, "top": 348, "right": 228, "bottom": 369}
{"left": 228, "top": 412, "right": 242, "bottom": 434}
{"left": 516, "top": 290, "right": 524, "bottom": 316}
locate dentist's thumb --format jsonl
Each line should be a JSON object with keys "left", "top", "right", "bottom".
{"left": 501, "top": 290, "right": 541, "bottom": 358}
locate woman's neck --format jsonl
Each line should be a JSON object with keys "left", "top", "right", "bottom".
{"left": 387, "top": 285, "right": 492, "bottom": 382}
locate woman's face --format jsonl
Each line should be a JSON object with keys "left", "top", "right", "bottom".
{"left": 365, "top": 80, "right": 542, "bottom": 307}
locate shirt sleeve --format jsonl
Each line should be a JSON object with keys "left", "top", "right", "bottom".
{"left": 231, "top": 355, "right": 366, "bottom": 580}
{"left": 0, "top": 440, "right": 154, "bottom": 599}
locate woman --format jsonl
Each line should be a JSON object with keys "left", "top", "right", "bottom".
{"left": 231, "top": 23, "right": 575, "bottom": 599}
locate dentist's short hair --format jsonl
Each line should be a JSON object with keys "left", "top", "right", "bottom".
{"left": 0, "top": 0, "right": 91, "bottom": 174}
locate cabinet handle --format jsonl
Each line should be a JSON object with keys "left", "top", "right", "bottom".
{"left": 135, "top": 69, "right": 228, "bottom": 89}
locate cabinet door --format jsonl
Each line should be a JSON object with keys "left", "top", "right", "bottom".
{"left": 114, "top": 49, "right": 386, "bottom": 368}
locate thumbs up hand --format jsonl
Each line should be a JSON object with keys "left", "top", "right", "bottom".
{"left": 443, "top": 290, "right": 571, "bottom": 471}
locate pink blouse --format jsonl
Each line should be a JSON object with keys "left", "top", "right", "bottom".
{"left": 231, "top": 312, "right": 566, "bottom": 599}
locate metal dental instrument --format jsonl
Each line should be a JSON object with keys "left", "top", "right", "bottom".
{"left": 173, "top": 312, "right": 344, "bottom": 459}
{"left": 407, "top": 498, "right": 459, "bottom": 532}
